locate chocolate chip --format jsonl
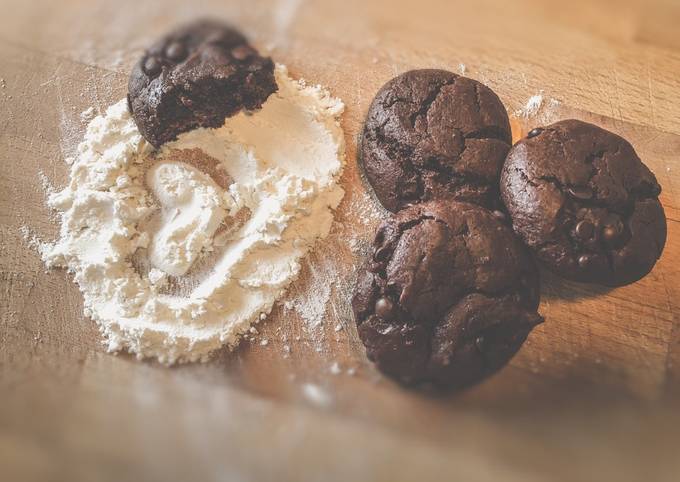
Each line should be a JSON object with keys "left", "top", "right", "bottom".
{"left": 143, "top": 56, "right": 161, "bottom": 76}
{"left": 166, "top": 42, "right": 187, "bottom": 62}
{"left": 603, "top": 225, "right": 621, "bottom": 242}
{"left": 232, "top": 45, "right": 255, "bottom": 60}
{"left": 567, "top": 185, "right": 593, "bottom": 200}
{"left": 575, "top": 220, "right": 594, "bottom": 239}
{"left": 578, "top": 254, "right": 593, "bottom": 268}
{"left": 602, "top": 215, "right": 623, "bottom": 243}
{"left": 375, "top": 297, "right": 395, "bottom": 320}
{"left": 527, "top": 128, "right": 543, "bottom": 138}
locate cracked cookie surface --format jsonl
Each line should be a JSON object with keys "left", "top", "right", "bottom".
{"left": 501, "top": 119, "right": 666, "bottom": 286}
{"left": 128, "top": 20, "right": 277, "bottom": 147}
{"left": 351, "top": 201, "right": 542, "bottom": 389}
{"left": 360, "top": 69, "right": 512, "bottom": 212}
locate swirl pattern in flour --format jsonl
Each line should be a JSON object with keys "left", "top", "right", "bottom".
{"left": 43, "top": 65, "right": 346, "bottom": 363}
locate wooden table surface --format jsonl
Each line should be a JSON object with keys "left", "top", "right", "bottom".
{"left": 2, "top": 0, "right": 680, "bottom": 480}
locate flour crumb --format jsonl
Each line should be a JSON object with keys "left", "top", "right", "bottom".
{"left": 301, "top": 383, "right": 332, "bottom": 407}
{"left": 547, "top": 98, "right": 560, "bottom": 109}
{"left": 346, "top": 367, "right": 356, "bottom": 376}
{"left": 37, "top": 170, "right": 55, "bottom": 196}
{"left": 458, "top": 63, "right": 467, "bottom": 75}
{"left": 329, "top": 361, "right": 341, "bottom": 375}
{"left": 80, "top": 106, "right": 96, "bottom": 123}
{"left": 19, "top": 225, "right": 45, "bottom": 252}
{"left": 334, "top": 323, "right": 343, "bottom": 332}
{"left": 515, "top": 92, "right": 544, "bottom": 118}
{"left": 147, "top": 268, "right": 167, "bottom": 286}
{"left": 260, "top": 339, "right": 269, "bottom": 346}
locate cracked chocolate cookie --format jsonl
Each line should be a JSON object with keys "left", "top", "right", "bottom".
{"left": 360, "top": 69, "right": 512, "bottom": 212}
{"left": 128, "top": 20, "right": 277, "bottom": 147}
{"left": 351, "top": 201, "right": 542, "bottom": 389}
{"left": 501, "top": 119, "right": 666, "bottom": 286}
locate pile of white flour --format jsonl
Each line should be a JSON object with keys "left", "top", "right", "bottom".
{"left": 42, "top": 65, "right": 346, "bottom": 363}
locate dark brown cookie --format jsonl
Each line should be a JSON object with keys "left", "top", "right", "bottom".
{"left": 360, "top": 69, "right": 512, "bottom": 212}
{"left": 128, "top": 20, "right": 277, "bottom": 147}
{"left": 501, "top": 119, "right": 666, "bottom": 287}
{"left": 351, "top": 201, "right": 542, "bottom": 389}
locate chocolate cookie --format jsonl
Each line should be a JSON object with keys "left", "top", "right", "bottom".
{"left": 360, "top": 69, "right": 512, "bottom": 212}
{"left": 351, "top": 201, "right": 542, "bottom": 389}
{"left": 501, "top": 119, "right": 666, "bottom": 286}
{"left": 128, "top": 20, "right": 277, "bottom": 147}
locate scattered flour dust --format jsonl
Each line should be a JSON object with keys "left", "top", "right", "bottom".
{"left": 19, "top": 225, "right": 45, "bottom": 253}
{"left": 40, "top": 65, "right": 346, "bottom": 364}
{"left": 515, "top": 92, "right": 544, "bottom": 118}
{"left": 514, "top": 91, "right": 561, "bottom": 122}
{"left": 37, "top": 170, "right": 56, "bottom": 196}
{"left": 80, "top": 106, "right": 96, "bottom": 123}
{"left": 285, "top": 256, "right": 335, "bottom": 330}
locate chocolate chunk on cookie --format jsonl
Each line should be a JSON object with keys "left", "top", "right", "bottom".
{"left": 128, "top": 20, "right": 277, "bottom": 147}
{"left": 360, "top": 69, "right": 512, "bottom": 212}
{"left": 351, "top": 201, "right": 542, "bottom": 389}
{"left": 501, "top": 119, "right": 666, "bottom": 286}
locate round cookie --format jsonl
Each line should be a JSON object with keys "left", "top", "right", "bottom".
{"left": 351, "top": 201, "right": 542, "bottom": 389}
{"left": 501, "top": 119, "right": 666, "bottom": 287}
{"left": 128, "top": 20, "right": 277, "bottom": 147}
{"left": 360, "top": 69, "right": 512, "bottom": 212}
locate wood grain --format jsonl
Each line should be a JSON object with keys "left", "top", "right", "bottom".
{"left": 2, "top": 1, "right": 680, "bottom": 481}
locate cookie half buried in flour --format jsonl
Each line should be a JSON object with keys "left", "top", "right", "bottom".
{"left": 128, "top": 19, "right": 277, "bottom": 147}
{"left": 351, "top": 201, "right": 542, "bottom": 390}
{"left": 360, "top": 69, "right": 512, "bottom": 212}
{"left": 501, "top": 119, "right": 666, "bottom": 287}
